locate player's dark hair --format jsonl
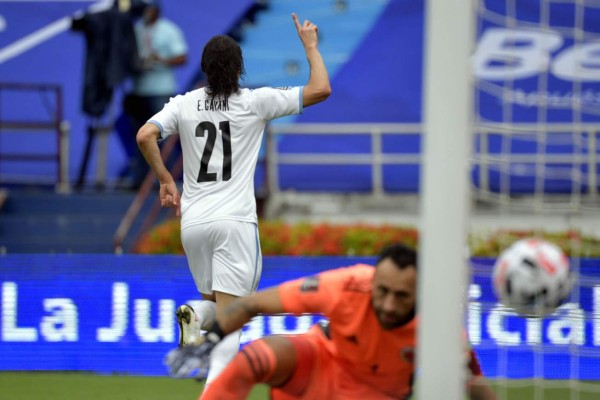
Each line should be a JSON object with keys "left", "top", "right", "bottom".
{"left": 376, "top": 244, "right": 417, "bottom": 270}
{"left": 201, "top": 35, "right": 245, "bottom": 102}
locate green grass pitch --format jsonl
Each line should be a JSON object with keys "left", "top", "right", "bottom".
{"left": 0, "top": 373, "right": 599, "bottom": 399}
{"left": 0, "top": 373, "right": 267, "bottom": 400}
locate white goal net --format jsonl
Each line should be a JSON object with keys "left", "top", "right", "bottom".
{"left": 469, "top": 0, "right": 600, "bottom": 398}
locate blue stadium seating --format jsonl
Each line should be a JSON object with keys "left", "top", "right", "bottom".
{"left": 243, "top": 0, "right": 426, "bottom": 193}
{"left": 0, "top": 190, "right": 136, "bottom": 253}
{"left": 241, "top": 0, "right": 600, "bottom": 195}
{"left": 3, "top": 0, "right": 597, "bottom": 196}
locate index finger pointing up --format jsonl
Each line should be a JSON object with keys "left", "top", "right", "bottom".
{"left": 291, "top": 13, "right": 301, "bottom": 31}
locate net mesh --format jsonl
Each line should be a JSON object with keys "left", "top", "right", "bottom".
{"left": 471, "top": 0, "right": 600, "bottom": 398}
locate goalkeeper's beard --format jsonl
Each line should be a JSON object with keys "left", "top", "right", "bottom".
{"left": 376, "top": 306, "right": 416, "bottom": 330}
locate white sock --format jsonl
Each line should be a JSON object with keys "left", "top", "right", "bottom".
{"left": 204, "top": 329, "right": 241, "bottom": 386}
{"left": 193, "top": 300, "right": 217, "bottom": 330}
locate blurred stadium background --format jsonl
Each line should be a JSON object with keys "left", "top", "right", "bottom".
{"left": 0, "top": 0, "right": 599, "bottom": 399}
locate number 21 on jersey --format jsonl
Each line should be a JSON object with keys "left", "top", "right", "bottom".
{"left": 195, "top": 121, "right": 231, "bottom": 182}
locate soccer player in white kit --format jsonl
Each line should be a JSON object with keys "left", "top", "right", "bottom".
{"left": 136, "top": 12, "right": 331, "bottom": 391}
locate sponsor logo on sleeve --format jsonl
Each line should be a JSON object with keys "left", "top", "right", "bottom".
{"left": 300, "top": 276, "right": 320, "bottom": 292}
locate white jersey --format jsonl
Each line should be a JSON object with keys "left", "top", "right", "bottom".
{"left": 149, "top": 86, "right": 303, "bottom": 229}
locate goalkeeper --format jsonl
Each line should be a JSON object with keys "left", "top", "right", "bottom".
{"left": 167, "top": 244, "right": 496, "bottom": 400}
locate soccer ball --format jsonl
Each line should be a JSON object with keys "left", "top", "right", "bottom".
{"left": 492, "top": 238, "right": 572, "bottom": 317}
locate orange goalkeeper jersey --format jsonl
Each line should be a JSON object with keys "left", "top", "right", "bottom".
{"left": 278, "top": 264, "right": 482, "bottom": 399}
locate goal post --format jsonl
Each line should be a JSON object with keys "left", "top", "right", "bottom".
{"left": 417, "top": 0, "right": 476, "bottom": 399}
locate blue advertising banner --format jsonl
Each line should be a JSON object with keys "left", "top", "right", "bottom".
{"left": 474, "top": 1, "right": 600, "bottom": 124}
{"left": 471, "top": 1, "right": 600, "bottom": 194}
{"left": 0, "top": 255, "right": 599, "bottom": 378}
{"left": 470, "top": 258, "right": 600, "bottom": 379}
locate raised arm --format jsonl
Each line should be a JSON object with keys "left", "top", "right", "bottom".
{"left": 292, "top": 13, "right": 331, "bottom": 107}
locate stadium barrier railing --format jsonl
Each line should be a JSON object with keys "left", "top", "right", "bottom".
{"left": 0, "top": 82, "right": 70, "bottom": 192}
{"left": 265, "top": 122, "right": 600, "bottom": 218}
{"left": 113, "top": 122, "right": 600, "bottom": 251}
{"left": 474, "top": 121, "right": 600, "bottom": 202}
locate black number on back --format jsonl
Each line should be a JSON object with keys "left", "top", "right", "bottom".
{"left": 195, "top": 121, "right": 232, "bottom": 182}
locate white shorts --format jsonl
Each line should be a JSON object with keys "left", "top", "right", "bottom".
{"left": 181, "top": 220, "right": 262, "bottom": 297}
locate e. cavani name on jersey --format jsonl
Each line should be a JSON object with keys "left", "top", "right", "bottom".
{"left": 151, "top": 85, "right": 302, "bottom": 229}
{"left": 197, "top": 98, "right": 229, "bottom": 112}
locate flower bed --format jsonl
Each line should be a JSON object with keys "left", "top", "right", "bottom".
{"left": 135, "top": 218, "right": 600, "bottom": 257}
